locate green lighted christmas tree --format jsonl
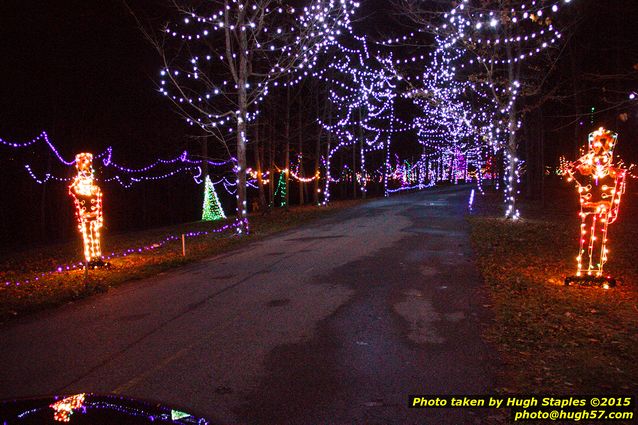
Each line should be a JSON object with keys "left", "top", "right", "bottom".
{"left": 202, "top": 175, "right": 226, "bottom": 221}
{"left": 273, "top": 172, "right": 287, "bottom": 207}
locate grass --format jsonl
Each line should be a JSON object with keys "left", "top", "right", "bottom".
{"left": 469, "top": 181, "right": 638, "bottom": 395}
{"left": 0, "top": 200, "right": 363, "bottom": 322}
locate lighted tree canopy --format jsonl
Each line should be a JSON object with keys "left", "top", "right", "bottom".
{"left": 3, "top": 0, "right": 620, "bottom": 227}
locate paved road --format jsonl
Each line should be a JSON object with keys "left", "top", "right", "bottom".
{"left": 0, "top": 187, "right": 495, "bottom": 424}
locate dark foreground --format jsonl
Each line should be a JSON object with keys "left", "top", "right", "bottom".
{"left": 0, "top": 187, "right": 494, "bottom": 424}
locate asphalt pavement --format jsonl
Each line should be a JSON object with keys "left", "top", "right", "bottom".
{"left": 0, "top": 186, "right": 496, "bottom": 424}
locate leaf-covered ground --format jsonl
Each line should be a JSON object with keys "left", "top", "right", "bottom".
{"left": 0, "top": 200, "right": 362, "bottom": 322}
{"left": 470, "top": 181, "right": 638, "bottom": 395}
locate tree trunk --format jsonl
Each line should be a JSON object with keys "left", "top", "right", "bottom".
{"left": 352, "top": 141, "right": 357, "bottom": 199}
{"left": 539, "top": 108, "right": 545, "bottom": 205}
{"left": 284, "top": 87, "right": 291, "bottom": 209}
{"left": 358, "top": 107, "right": 366, "bottom": 199}
{"left": 504, "top": 39, "right": 519, "bottom": 218}
{"left": 254, "top": 118, "right": 266, "bottom": 212}
{"left": 201, "top": 136, "right": 209, "bottom": 216}
{"left": 313, "top": 124, "right": 321, "bottom": 205}
{"left": 383, "top": 136, "right": 390, "bottom": 196}
{"left": 339, "top": 150, "right": 345, "bottom": 199}
{"left": 298, "top": 104, "right": 305, "bottom": 206}
{"left": 201, "top": 136, "right": 209, "bottom": 183}
{"left": 235, "top": 23, "right": 248, "bottom": 221}
{"left": 269, "top": 118, "right": 275, "bottom": 209}
{"left": 323, "top": 98, "right": 333, "bottom": 205}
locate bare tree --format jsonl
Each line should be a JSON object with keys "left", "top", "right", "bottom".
{"left": 146, "top": 0, "right": 357, "bottom": 222}
{"left": 397, "top": 0, "right": 575, "bottom": 217}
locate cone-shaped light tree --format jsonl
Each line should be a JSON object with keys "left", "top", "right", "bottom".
{"left": 155, "top": 0, "right": 359, "bottom": 224}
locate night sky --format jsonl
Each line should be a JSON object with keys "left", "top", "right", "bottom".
{"left": 0, "top": 0, "right": 184, "bottom": 157}
{"left": 0, "top": 0, "right": 396, "bottom": 155}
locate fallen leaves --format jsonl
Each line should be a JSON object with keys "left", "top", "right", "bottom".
{"left": 0, "top": 201, "right": 361, "bottom": 322}
{"left": 469, "top": 188, "right": 638, "bottom": 395}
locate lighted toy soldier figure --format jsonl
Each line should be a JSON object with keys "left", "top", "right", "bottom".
{"left": 564, "top": 128, "right": 627, "bottom": 288}
{"left": 69, "top": 153, "right": 106, "bottom": 268}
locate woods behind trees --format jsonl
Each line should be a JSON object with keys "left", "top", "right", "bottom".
{"left": 1, "top": 0, "right": 636, "bottom": 247}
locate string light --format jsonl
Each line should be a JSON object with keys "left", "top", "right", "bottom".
{"left": 69, "top": 153, "right": 104, "bottom": 266}
{"left": 468, "top": 188, "right": 475, "bottom": 211}
{"left": 201, "top": 175, "right": 227, "bottom": 221}
{"left": 409, "top": 29, "right": 503, "bottom": 191}
{"left": 2, "top": 131, "right": 235, "bottom": 188}
{"left": 0, "top": 131, "right": 75, "bottom": 165}
{"left": 316, "top": 35, "right": 407, "bottom": 201}
{"left": 407, "top": 0, "right": 577, "bottom": 218}
{"left": 2, "top": 1, "right": 583, "bottom": 235}
{"left": 2, "top": 218, "right": 247, "bottom": 288}
{"left": 159, "top": 0, "right": 360, "bottom": 218}
{"left": 12, "top": 393, "right": 209, "bottom": 424}
{"left": 564, "top": 128, "right": 627, "bottom": 287}
{"left": 387, "top": 181, "right": 434, "bottom": 194}
{"left": 273, "top": 171, "right": 287, "bottom": 207}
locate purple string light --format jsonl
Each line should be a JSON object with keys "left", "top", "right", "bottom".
{"left": 15, "top": 393, "right": 210, "bottom": 424}
{"left": 386, "top": 181, "right": 435, "bottom": 194}
{"left": 1, "top": 218, "right": 248, "bottom": 288}
{"left": 2, "top": 131, "right": 237, "bottom": 188}
{"left": 0, "top": 131, "right": 76, "bottom": 165}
